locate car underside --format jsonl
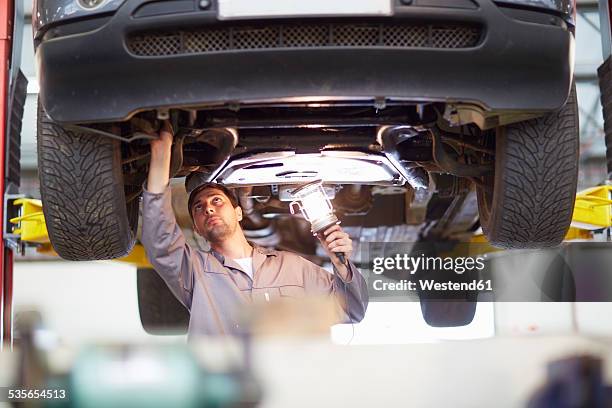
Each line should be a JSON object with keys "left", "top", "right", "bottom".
{"left": 125, "top": 102, "right": 488, "bottom": 257}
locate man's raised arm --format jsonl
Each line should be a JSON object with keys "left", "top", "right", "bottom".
{"left": 141, "top": 122, "right": 198, "bottom": 309}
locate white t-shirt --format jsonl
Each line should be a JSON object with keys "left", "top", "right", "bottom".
{"left": 233, "top": 257, "right": 254, "bottom": 280}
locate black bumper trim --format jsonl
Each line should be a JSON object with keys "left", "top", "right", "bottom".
{"left": 36, "top": 0, "right": 574, "bottom": 123}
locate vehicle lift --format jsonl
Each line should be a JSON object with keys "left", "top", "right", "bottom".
{"left": 3, "top": 0, "right": 612, "bottom": 350}
{"left": 0, "top": 0, "right": 21, "bottom": 350}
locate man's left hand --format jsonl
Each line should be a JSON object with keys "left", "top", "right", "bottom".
{"left": 318, "top": 224, "right": 353, "bottom": 281}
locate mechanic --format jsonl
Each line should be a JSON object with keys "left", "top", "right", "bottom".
{"left": 141, "top": 122, "right": 369, "bottom": 338}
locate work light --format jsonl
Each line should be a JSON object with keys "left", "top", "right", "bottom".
{"left": 289, "top": 180, "right": 346, "bottom": 264}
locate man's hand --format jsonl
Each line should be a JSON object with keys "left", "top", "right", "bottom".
{"left": 318, "top": 224, "right": 353, "bottom": 281}
{"left": 147, "top": 121, "right": 174, "bottom": 194}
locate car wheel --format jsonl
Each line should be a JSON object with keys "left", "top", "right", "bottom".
{"left": 477, "top": 84, "right": 579, "bottom": 249}
{"left": 37, "top": 99, "right": 138, "bottom": 260}
{"left": 137, "top": 268, "right": 190, "bottom": 335}
{"left": 419, "top": 300, "right": 477, "bottom": 328}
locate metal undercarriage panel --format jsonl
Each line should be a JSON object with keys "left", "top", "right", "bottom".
{"left": 211, "top": 151, "right": 404, "bottom": 187}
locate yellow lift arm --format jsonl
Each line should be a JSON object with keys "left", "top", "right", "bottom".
{"left": 570, "top": 185, "right": 612, "bottom": 230}
{"left": 9, "top": 198, "right": 152, "bottom": 268}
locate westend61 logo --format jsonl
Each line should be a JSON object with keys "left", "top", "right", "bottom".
{"left": 371, "top": 253, "right": 486, "bottom": 275}
{"left": 366, "top": 243, "right": 494, "bottom": 297}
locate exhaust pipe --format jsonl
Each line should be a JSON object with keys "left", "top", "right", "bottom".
{"left": 377, "top": 126, "right": 429, "bottom": 190}
{"left": 237, "top": 187, "right": 281, "bottom": 247}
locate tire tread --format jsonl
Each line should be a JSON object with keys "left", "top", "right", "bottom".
{"left": 482, "top": 86, "right": 579, "bottom": 248}
{"left": 37, "top": 102, "right": 136, "bottom": 260}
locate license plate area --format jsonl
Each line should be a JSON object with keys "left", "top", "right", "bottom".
{"left": 218, "top": 0, "right": 393, "bottom": 20}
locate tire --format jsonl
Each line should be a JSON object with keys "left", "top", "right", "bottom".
{"left": 416, "top": 244, "right": 478, "bottom": 328}
{"left": 404, "top": 242, "right": 478, "bottom": 328}
{"left": 37, "top": 100, "right": 138, "bottom": 260}
{"left": 477, "top": 85, "right": 579, "bottom": 249}
{"left": 419, "top": 300, "right": 477, "bottom": 328}
{"left": 137, "top": 268, "right": 190, "bottom": 335}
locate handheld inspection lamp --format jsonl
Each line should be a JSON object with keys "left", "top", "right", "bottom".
{"left": 289, "top": 180, "right": 346, "bottom": 265}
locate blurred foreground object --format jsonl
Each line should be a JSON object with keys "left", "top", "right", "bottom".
{"left": 243, "top": 295, "right": 340, "bottom": 337}
{"left": 11, "top": 314, "right": 260, "bottom": 408}
{"left": 528, "top": 355, "right": 612, "bottom": 408}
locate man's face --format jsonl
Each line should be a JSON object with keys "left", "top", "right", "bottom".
{"left": 191, "top": 188, "right": 242, "bottom": 243}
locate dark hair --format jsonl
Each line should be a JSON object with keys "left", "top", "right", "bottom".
{"left": 187, "top": 182, "right": 240, "bottom": 217}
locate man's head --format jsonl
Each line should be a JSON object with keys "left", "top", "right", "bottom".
{"left": 188, "top": 182, "right": 243, "bottom": 243}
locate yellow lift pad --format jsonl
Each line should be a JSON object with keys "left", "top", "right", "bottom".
{"left": 9, "top": 197, "right": 152, "bottom": 269}
{"left": 571, "top": 185, "right": 612, "bottom": 230}
{"left": 9, "top": 198, "right": 48, "bottom": 243}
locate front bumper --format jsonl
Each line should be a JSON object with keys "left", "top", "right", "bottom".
{"left": 36, "top": 0, "right": 574, "bottom": 124}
